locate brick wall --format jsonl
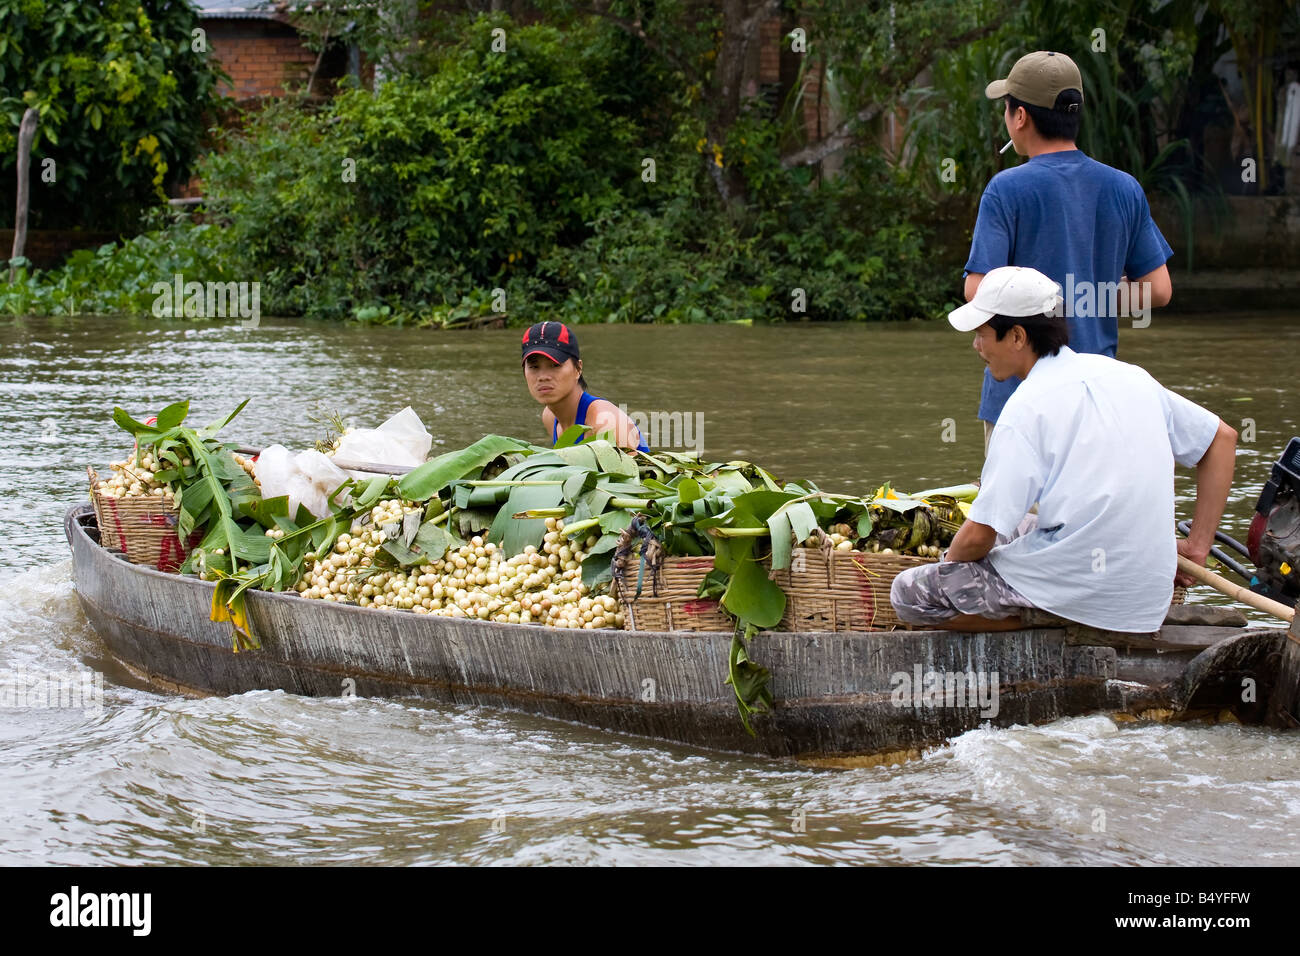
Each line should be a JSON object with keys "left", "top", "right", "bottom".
{"left": 175, "top": 17, "right": 353, "bottom": 199}
{"left": 759, "top": 18, "right": 781, "bottom": 81}
{"left": 756, "top": 17, "right": 831, "bottom": 143}
{"left": 204, "top": 19, "right": 317, "bottom": 101}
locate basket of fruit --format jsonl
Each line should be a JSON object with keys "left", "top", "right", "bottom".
{"left": 88, "top": 454, "right": 195, "bottom": 573}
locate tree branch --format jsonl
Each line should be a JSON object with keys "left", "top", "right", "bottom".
{"left": 780, "top": 101, "right": 886, "bottom": 168}
{"left": 779, "top": 18, "right": 1006, "bottom": 169}
{"left": 305, "top": 27, "right": 330, "bottom": 98}
{"left": 10, "top": 107, "right": 39, "bottom": 283}
{"left": 583, "top": 1, "right": 702, "bottom": 83}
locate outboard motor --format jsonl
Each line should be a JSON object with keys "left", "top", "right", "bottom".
{"left": 1247, "top": 437, "right": 1300, "bottom": 609}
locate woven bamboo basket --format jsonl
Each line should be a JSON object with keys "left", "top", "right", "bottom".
{"left": 88, "top": 467, "right": 193, "bottom": 573}
{"left": 612, "top": 536, "right": 936, "bottom": 634}
{"left": 771, "top": 547, "right": 934, "bottom": 631}
{"left": 613, "top": 554, "right": 734, "bottom": 632}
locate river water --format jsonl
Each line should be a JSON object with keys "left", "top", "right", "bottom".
{"left": 1, "top": 313, "right": 1297, "bottom": 865}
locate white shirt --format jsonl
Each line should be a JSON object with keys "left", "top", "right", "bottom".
{"left": 969, "top": 347, "right": 1220, "bottom": 633}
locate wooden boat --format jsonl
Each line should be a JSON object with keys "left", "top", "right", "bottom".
{"left": 64, "top": 505, "right": 1298, "bottom": 761}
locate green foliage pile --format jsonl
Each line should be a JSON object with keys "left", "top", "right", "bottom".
{"left": 200, "top": 18, "right": 640, "bottom": 321}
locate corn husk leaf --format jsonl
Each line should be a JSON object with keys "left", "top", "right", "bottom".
{"left": 726, "top": 628, "right": 774, "bottom": 736}
{"left": 912, "top": 483, "right": 980, "bottom": 502}
{"left": 580, "top": 533, "right": 622, "bottom": 589}
{"left": 355, "top": 474, "right": 392, "bottom": 510}
{"left": 490, "top": 482, "right": 565, "bottom": 556}
{"left": 553, "top": 424, "right": 590, "bottom": 448}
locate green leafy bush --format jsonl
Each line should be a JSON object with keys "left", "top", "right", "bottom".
{"left": 0, "top": 216, "right": 233, "bottom": 316}
{"left": 3, "top": 12, "right": 957, "bottom": 324}
{"left": 487, "top": 106, "right": 955, "bottom": 324}
{"left": 201, "top": 16, "right": 639, "bottom": 320}
{"left": 0, "top": 0, "right": 227, "bottom": 229}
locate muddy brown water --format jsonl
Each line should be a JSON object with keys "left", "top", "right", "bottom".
{"left": 1, "top": 313, "right": 1297, "bottom": 865}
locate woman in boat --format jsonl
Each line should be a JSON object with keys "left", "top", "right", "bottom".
{"left": 521, "top": 321, "right": 650, "bottom": 453}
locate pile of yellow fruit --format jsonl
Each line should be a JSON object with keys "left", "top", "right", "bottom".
{"left": 292, "top": 501, "right": 624, "bottom": 629}
{"left": 94, "top": 450, "right": 185, "bottom": 502}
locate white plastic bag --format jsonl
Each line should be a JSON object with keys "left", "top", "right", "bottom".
{"left": 295, "top": 450, "right": 352, "bottom": 518}
{"left": 253, "top": 445, "right": 295, "bottom": 502}
{"left": 334, "top": 406, "right": 432, "bottom": 471}
{"left": 254, "top": 444, "right": 351, "bottom": 520}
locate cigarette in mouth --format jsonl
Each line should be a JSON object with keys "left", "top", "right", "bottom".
{"left": 999, "top": 139, "right": 1014, "bottom": 154}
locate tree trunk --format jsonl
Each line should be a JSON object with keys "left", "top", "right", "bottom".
{"left": 305, "top": 29, "right": 330, "bottom": 99}
{"left": 706, "top": 0, "right": 781, "bottom": 211}
{"left": 10, "top": 107, "right": 38, "bottom": 282}
{"left": 777, "top": 19, "right": 1006, "bottom": 170}
{"left": 707, "top": 0, "right": 748, "bottom": 207}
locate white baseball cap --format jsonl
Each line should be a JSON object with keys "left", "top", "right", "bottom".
{"left": 948, "top": 266, "right": 1063, "bottom": 332}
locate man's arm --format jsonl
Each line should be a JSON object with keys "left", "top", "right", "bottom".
{"left": 1175, "top": 418, "right": 1237, "bottom": 586}
{"left": 945, "top": 519, "right": 998, "bottom": 562}
{"left": 1127, "top": 263, "right": 1172, "bottom": 311}
{"left": 588, "top": 407, "right": 642, "bottom": 452}
{"left": 964, "top": 272, "right": 984, "bottom": 302}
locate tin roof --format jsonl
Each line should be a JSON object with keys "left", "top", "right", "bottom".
{"left": 191, "top": 0, "right": 281, "bottom": 19}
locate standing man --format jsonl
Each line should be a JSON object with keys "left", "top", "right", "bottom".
{"left": 964, "top": 51, "right": 1175, "bottom": 449}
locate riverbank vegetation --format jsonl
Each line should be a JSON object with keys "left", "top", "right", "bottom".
{"left": 4, "top": 0, "right": 1292, "bottom": 323}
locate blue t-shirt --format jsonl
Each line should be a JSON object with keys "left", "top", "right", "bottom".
{"left": 964, "top": 149, "right": 1173, "bottom": 423}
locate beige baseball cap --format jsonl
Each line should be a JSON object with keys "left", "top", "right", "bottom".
{"left": 985, "top": 51, "right": 1083, "bottom": 109}
{"left": 949, "top": 266, "right": 1063, "bottom": 332}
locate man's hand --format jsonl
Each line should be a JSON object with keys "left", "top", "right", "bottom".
{"left": 1118, "top": 265, "right": 1172, "bottom": 316}
{"left": 1174, "top": 537, "right": 1209, "bottom": 589}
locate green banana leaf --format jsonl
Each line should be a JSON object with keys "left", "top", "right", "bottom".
{"left": 766, "top": 498, "right": 819, "bottom": 572}
{"left": 397, "top": 434, "right": 531, "bottom": 501}
{"left": 721, "top": 557, "right": 786, "bottom": 628}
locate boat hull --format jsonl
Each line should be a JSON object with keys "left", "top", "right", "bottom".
{"left": 67, "top": 505, "right": 1175, "bottom": 759}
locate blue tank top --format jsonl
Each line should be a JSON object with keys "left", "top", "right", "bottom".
{"left": 551, "top": 391, "right": 650, "bottom": 453}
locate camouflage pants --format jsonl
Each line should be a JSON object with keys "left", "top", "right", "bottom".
{"left": 889, "top": 515, "right": 1038, "bottom": 625}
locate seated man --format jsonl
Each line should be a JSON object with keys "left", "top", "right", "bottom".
{"left": 891, "top": 266, "right": 1236, "bottom": 634}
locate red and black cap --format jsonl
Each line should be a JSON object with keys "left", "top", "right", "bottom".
{"left": 521, "top": 321, "right": 580, "bottom": 365}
